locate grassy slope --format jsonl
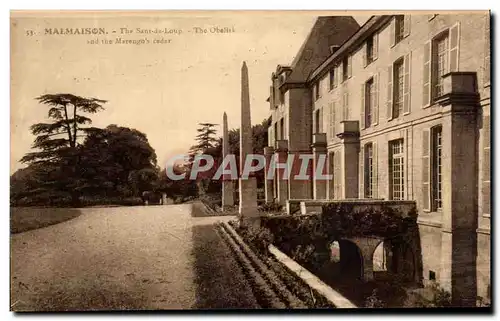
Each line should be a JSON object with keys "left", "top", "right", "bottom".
{"left": 10, "top": 207, "right": 83, "bottom": 234}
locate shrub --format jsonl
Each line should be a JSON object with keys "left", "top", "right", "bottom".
{"left": 403, "top": 283, "right": 452, "bottom": 307}
{"left": 258, "top": 202, "right": 283, "bottom": 213}
{"left": 238, "top": 223, "right": 274, "bottom": 255}
{"left": 365, "top": 289, "right": 385, "bottom": 308}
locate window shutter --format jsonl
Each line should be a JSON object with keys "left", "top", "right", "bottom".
{"left": 390, "top": 17, "right": 396, "bottom": 47}
{"left": 363, "top": 43, "right": 367, "bottom": 67}
{"left": 482, "top": 115, "right": 491, "bottom": 215}
{"left": 360, "top": 83, "right": 365, "bottom": 129}
{"left": 373, "top": 33, "right": 379, "bottom": 60}
{"left": 403, "top": 15, "right": 411, "bottom": 37}
{"left": 449, "top": 22, "right": 460, "bottom": 72}
{"left": 319, "top": 107, "right": 323, "bottom": 133}
{"left": 484, "top": 15, "right": 490, "bottom": 85}
{"left": 347, "top": 55, "right": 352, "bottom": 78}
{"left": 387, "top": 64, "right": 393, "bottom": 120}
{"left": 284, "top": 114, "right": 288, "bottom": 140}
{"left": 343, "top": 91, "right": 349, "bottom": 120}
{"left": 268, "top": 126, "right": 273, "bottom": 147}
{"left": 334, "top": 151, "right": 341, "bottom": 199}
{"left": 329, "top": 102, "right": 335, "bottom": 140}
{"left": 334, "top": 65, "right": 339, "bottom": 88}
{"left": 269, "top": 86, "right": 275, "bottom": 108}
{"left": 422, "top": 129, "right": 431, "bottom": 211}
{"left": 372, "top": 142, "right": 378, "bottom": 198}
{"left": 359, "top": 145, "right": 364, "bottom": 198}
{"left": 422, "top": 40, "right": 432, "bottom": 107}
{"left": 373, "top": 73, "right": 379, "bottom": 125}
{"left": 403, "top": 52, "right": 411, "bottom": 115}
{"left": 274, "top": 79, "right": 280, "bottom": 107}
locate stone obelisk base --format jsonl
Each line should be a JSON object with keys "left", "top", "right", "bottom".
{"left": 238, "top": 177, "right": 260, "bottom": 226}
{"left": 222, "top": 180, "right": 235, "bottom": 208}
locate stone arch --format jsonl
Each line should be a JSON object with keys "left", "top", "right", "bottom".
{"left": 372, "top": 240, "right": 390, "bottom": 272}
{"left": 337, "top": 239, "right": 364, "bottom": 280}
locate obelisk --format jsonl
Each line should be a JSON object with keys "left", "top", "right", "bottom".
{"left": 222, "top": 112, "right": 234, "bottom": 207}
{"left": 239, "top": 61, "right": 259, "bottom": 222}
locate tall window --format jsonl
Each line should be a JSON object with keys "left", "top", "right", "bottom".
{"left": 328, "top": 151, "right": 335, "bottom": 199}
{"left": 315, "top": 109, "right": 321, "bottom": 133}
{"left": 433, "top": 32, "right": 449, "bottom": 99}
{"left": 365, "top": 78, "right": 374, "bottom": 128}
{"left": 279, "top": 118, "right": 284, "bottom": 140}
{"left": 390, "top": 139, "right": 405, "bottom": 200}
{"left": 274, "top": 122, "right": 278, "bottom": 143}
{"left": 342, "top": 56, "right": 348, "bottom": 82}
{"left": 279, "top": 90, "right": 285, "bottom": 105}
{"left": 393, "top": 58, "right": 404, "bottom": 118}
{"left": 366, "top": 36, "right": 374, "bottom": 64}
{"left": 431, "top": 126, "right": 442, "bottom": 210}
{"left": 395, "top": 15, "right": 405, "bottom": 43}
{"left": 329, "top": 68, "right": 335, "bottom": 90}
{"left": 315, "top": 82, "right": 320, "bottom": 100}
{"left": 364, "top": 143, "right": 374, "bottom": 198}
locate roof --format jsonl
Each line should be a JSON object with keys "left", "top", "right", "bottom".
{"left": 307, "top": 15, "right": 393, "bottom": 82}
{"left": 285, "top": 16, "right": 360, "bottom": 83}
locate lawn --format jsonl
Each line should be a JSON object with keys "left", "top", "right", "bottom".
{"left": 10, "top": 207, "right": 82, "bottom": 234}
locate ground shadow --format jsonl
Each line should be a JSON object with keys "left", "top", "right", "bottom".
{"left": 191, "top": 224, "right": 260, "bottom": 309}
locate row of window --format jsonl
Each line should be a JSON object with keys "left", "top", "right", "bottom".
{"left": 361, "top": 126, "right": 442, "bottom": 209}
{"left": 314, "top": 15, "right": 410, "bottom": 101}
{"left": 314, "top": 23, "right": 458, "bottom": 138}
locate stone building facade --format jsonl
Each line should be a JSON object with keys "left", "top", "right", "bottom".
{"left": 265, "top": 13, "right": 490, "bottom": 305}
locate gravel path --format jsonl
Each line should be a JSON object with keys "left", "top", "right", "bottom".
{"left": 10, "top": 205, "right": 259, "bottom": 311}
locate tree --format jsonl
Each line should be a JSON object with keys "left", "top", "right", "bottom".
{"left": 20, "top": 94, "right": 106, "bottom": 206}
{"left": 189, "top": 123, "right": 219, "bottom": 155}
{"left": 219, "top": 117, "right": 270, "bottom": 188}
{"left": 188, "top": 123, "right": 219, "bottom": 196}
{"left": 79, "top": 125, "right": 159, "bottom": 197}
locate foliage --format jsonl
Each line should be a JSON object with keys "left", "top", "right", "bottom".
{"left": 365, "top": 289, "right": 386, "bottom": 308}
{"left": 189, "top": 123, "right": 219, "bottom": 155}
{"left": 187, "top": 123, "right": 220, "bottom": 196}
{"left": 403, "top": 283, "right": 452, "bottom": 307}
{"left": 233, "top": 221, "right": 335, "bottom": 309}
{"left": 260, "top": 204, "right": 416, "bottom": 272}
{"left": 237, "top": 223, "right": 274, "bottom": 256}
{"left": 18, "top": 94, "right": 107, "bottom": 206}
{"left": 79, "top": 125, "right": 159, "bottom": 198}
{"left": 11, "top": 93, "right": 163, "bottom": 207}
{"left": 221, "top": 117, "right": 271, "bottom": 189}
{"left": 258, "top": 202, "right": 283, "bottom": 213}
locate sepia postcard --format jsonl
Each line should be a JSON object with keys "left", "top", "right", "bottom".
{"left": 10, "top": 10, "right": 491, "bottom": 311}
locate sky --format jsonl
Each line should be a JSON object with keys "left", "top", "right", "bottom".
{"left": 10, "top": 11, "right": 370, "bottom": 173}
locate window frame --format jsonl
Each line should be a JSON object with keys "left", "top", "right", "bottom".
{"left": 431, "top": 125, "right": 443, "bottom": 211}
{"left": 364, "top": 78, "right": 374, "bottom": 128}
{"left": 314, "top": 82, "right": 320, "bottom": 100}
{"left": 366, "top": 36, "right": 374, "bottom": 65}
{"left": 329, "top": 68, "right": 335, "bottom": 91}
{"left": 314, "top": 109, "right": 321, "bottom": 134}
{"left": 389, "top": 139, "right": 405, "bottom": 200}
{"left": 431, "top": 30, "right": 450, "bottom": 101}
{"left": 392, "top": 58, "right": 405, "bottom": 119}
{"left": 364, "top": 143, "right": 374, "bottom": 198}
{"left": 342, "top": 56, "right": 349, "bottom": 82}
{"left": 395, "top": 15, "right": 405, "bottom": 44}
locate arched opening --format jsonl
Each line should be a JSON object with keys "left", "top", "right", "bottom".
{"left": 372, "top": 241, "right": 389, "bottom": 272}
{"left": 338, "top": 240, "right": 363, "bottom": 280}
{"left": 372, "top": 240, "right": 395, "bottom": 283}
